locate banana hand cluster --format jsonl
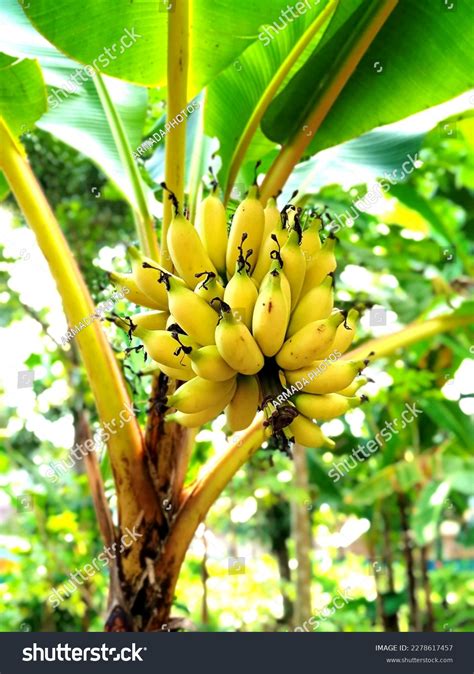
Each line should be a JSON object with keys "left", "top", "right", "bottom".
{"left": 109, "top": 185, "right": 370, "bottom": 450}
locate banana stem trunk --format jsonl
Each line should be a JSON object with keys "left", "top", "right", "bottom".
{"left": 162, "top": 0, "right": 189, "bottom": 269}
{"left": 0, "top": 118, "right": 159, "bottom": 583}
{"left": 147, "top": 414, "right": 266, "bottom": 628}
{"left": 291, "top": 443, "right": 313, "bottom": 628}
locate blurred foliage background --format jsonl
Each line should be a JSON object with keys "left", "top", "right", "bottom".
{"left": 0, "top": 114, "right": 473, "bottom": 633}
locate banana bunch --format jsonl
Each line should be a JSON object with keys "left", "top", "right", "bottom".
{"left": 109, "top": 184, "right": 371, "bottom": 450}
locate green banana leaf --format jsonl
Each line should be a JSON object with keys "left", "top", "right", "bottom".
{"left": 204, "top": 0, "right": 337, "bottom": 190}
{"left": 267, "top": 94, "right": 474, "bottom": 202}
{"left": 262, "top": 0, "right": 474, "bottom": 155}
{"left": 276, "top": 123, "right": 424, "bottom": 202}
{"left": 0, "top": 54, "right": 47, "bottom": 136}
{"left": 0, "top": 53, "right": 47, "bottom": 199}
{"left": 0, "top": 0, "right": 151, "bottom": 213}
{"left": 22, "top": 0, "right": 294, "bottom": 94}
{"left": 40, "top": 75, "right": 150, "bottom": 214}
{"left": 237, "top": 99, "right": 471, "bottom": 203}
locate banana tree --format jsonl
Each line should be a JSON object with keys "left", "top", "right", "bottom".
{"left": 0, "top": 0, "right": 473, "bottom": 631}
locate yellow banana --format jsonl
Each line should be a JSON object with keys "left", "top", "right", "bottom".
{"left": 159, "top": 363, "right": 197, "bottom": 381}
{"left": 276, "top": 312, "right": 346, "bottom": 370}
{"left": 317, "top": 308, "right": 359, "bottom": 359}
{"left": 195, "top": 271, "right": 225, "bottom": 303}
{"left": 195, "top": 186, "right": 228, "bottom": 277}
{"left": 189, "top": 345, "right": 237, "bottom": 381}
{"left": 224, "top": 236, "right": 259, "bottom": 330}
{"left": 123, "top": 323, "right": 196, "bottom": 372}
{"left": 284, "top": 358, "right": 368, "bottom": 394}
{"left": 293, "top": 392, "right": 365, "bottom": 421}
{"left": 226, "top": 185, "right": 264, "bottom": 277}
{"left": 106, "top": 187, "right": 379, "bottom": 438}
{"left": 109, "top": 272, "right": 164, "bottom": 311}
{"left": 252, "top": 268, "right": 289, "bottom": 356}
{"left": 167, "top": 210, "right": 217, "bottom": 288}
{"left": 127, "top": 246, "right": 170, "bottom": 309}
{"left": 280, "top": 216, "right": 306, "bottom": 309}
{"left": 280, "top": 270, "right": 292, "bottom": 310}
{"left": 167, "top": 376, "right": 236, "bottom": 414}
{"left": 131, "top": 358, "right": 194, "bottom": 381}
{"left": 252, "top": 226, "right": 288, "bottom": 285}
{"left": 215, "top": 301, "right": 264, "bottom": 375}
{"left": 286, "top": 275, "right": 334, "bottom": 337}
{"left": 301, "top": 215, "right": 322, "bottom": 264}
{"left": 263, "top": 197, "right": 282, "bottom": 239}
{"left": 129, "top": 310, "right": 168, "bottom": 331}
{"left": 165, "top": 402, "right": 225, "bottom": 428}
{"left": 337, "top": 376, "right": 369, "bottom": 396}
{"left": 261, "top": 257, "right": 291, "bottom": 309}
{"left": 161, "top": 274, "right": 219, "bottom": 345}
{"left": 289, "top": 414, "right": 335, "bottom": 448}
{"left": 109, "top": 316, "right": 193, "bottom": 381}
{"left": 250, "top": 196, "right": 284, "bottom": 284}
{"left": 225, "top": 375, "right": 260, "bottom": 431}
{"left": 166, "top": 314, "right": 179, "bottom": 329}
{"left": 300, "top": 233, "right": 337, "bottom": 296}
